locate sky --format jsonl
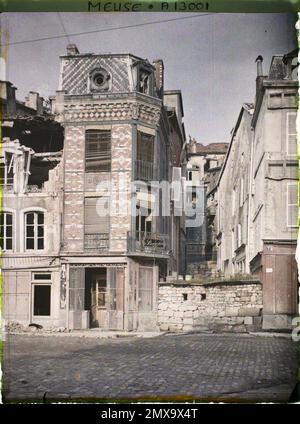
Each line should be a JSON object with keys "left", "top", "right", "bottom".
{"left": 0, "top": 12, "right": 297, "bottom": 143}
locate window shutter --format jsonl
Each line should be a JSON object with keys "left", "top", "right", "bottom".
{"left": 287, "top": 113, "right": 297, "bottom": 156}
{"left": 84, "top": 197, "right": 109, "bottom": 234}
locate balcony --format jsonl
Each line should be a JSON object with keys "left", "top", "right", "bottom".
{"left": 127, "top": 231, "right": 170, "bottom": 256}
{"left": 84, "top": 234, "right": 109, "bottom": 251}
{"left": 134, "top": 160, "right": 153, "bottom": 181}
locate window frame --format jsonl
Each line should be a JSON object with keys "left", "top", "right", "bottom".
{"left": 31, "top": 272, "right": 52, "bottom": 318}
{"left": 84, "top": 196, "right": 110, "bottom": 250}
{"left": 0, "top": 210, "right": 14, "bottom": 251}
{"left": 286, "top": 111, "right": 297, "bottom": 157}
{"left": 24, "top": 210, "right": 45, "bottom": 252}
{"left": 0, "top": 151, "right": 14, "bottom": 188}
{"left": 287, "top": 182, "right": 298, "bottom": 228}
{"left": 239, "top": 178, "right": 244, "bottom": 207}
{"left": 85, "top": 129, "right": 112, "bottom": 173}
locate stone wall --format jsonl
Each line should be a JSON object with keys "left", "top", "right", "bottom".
{"left": 158, "top": 280, "right": 263, "bottom": 333}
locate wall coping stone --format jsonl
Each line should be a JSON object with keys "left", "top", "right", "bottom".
{"left": 158, "top": 278, "right": 261, "bottom": 288}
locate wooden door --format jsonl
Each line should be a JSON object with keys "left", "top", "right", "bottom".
{"left": 107, "top": 267, "right": 124, "bottom": 330}
{"left": 90, "top": 273, "right": 107, "bottom": 328}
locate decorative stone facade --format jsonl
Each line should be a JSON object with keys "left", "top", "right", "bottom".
{"left": 158, "top": 280, "right": 263, "bottom": 332}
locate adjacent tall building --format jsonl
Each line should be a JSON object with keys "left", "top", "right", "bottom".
{"left": 216, "top": 51, "right": 298, "bottom": 329}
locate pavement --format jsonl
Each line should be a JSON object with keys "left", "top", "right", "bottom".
{"left": 2, "top": 332, "right": 299, "bottom": 403}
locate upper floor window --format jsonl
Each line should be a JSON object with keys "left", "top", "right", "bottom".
{"left": 232, "top": 187, "right": 236, "bottom": 215}
{"left": 139, "top": 70, "right": 151, "bottom": 95}
{"left": 0, "top": 212, "right": 13, "bottom": 251}
{"left": 25, "top": 211, "right": 44, "bottom": 250}
{"left": 287, "top": 183, "right": 298, "bottom": 228}
{"left": 85, "top": 130, "right": 111, "bottom": 172}
{"left": 286, "top": 112, "right": 297, "bottom": 156}
{"left": 239, "top": 178, "right": 244, "bottom": 207}
{"left": 89, "top": 68, "right": 111, "bottom": 92}
{"left": 137, "top": 131, "right": 154, "bottom": 163}
{"left": 0, "top": 152, "right": 14, "bottom": 188}
{"left": 237, "top": 223, "right": 242, "bottom": 247}
{"left": 135, "top": 131, "right": 154, "bottom": 180}
{"left": 84, "top": 197, "right": 109, "bottom": 250}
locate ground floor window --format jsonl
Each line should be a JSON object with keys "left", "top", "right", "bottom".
{"left": 33, "top": 285, "right": 51, "bottom": 316}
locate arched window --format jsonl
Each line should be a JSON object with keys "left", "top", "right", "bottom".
{"left": 25, "top": 211, "right": 44, "bottom": 250}
{"left": 0, "top": 212, "right": 13, "bottom": 251}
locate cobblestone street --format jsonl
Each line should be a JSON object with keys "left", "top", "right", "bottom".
{"left": 3, "top": 333, "right": 298, "bottom": 402}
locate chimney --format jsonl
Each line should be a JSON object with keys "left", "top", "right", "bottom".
{"left": 66, "top": 44, "right": 79, "bottom": 55}
{"left": 0, "top": 81, "right": 17, "bottom": 115}
{"left": 37, "top": 96, "right": 44, "bottom": 115}
{"left": 255, "top": 55, "right": 264, "bottom": 104}
{"left": 25, "top": 91, "right": 39, "bottom": 111}
{"left": 255, "top": 55, "right": 263, "bottom": 76}
{"left": 153, "top": 59, "right": 164, "bottom": 98}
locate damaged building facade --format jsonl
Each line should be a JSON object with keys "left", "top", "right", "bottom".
{"left": 216, "top": 52, "right": 299, "bottom": 330}
{"left": 1, "top": 45, "right": 187, "bottom": 331}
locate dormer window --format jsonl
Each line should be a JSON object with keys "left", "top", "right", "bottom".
{"left": 132, "top": 61, "right": 154, "bottom": 96}
{"left": 139, "top": 70, "right": 151, "bottom": 95}
{"left": 89, "top": 68, "right": 111, "bottom": 92}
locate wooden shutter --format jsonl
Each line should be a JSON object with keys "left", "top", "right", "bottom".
{"left": 287, "top": 113, "right": 297, "bottom": 156}
{"left": 85, "top": 129, "right": 111, "bottom": 171}
{"left": 84, "top": 197, "right": 109, "bottom": 234}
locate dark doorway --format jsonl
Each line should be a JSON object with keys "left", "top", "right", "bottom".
{"left": 33, "top": 285, "right": 51, "bottom": 316}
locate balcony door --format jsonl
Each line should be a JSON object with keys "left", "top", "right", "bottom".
{"left": 136, "top": 206, "right": 152, "bottom": 237}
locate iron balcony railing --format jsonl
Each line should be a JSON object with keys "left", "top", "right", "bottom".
{"left": 84, "top": 233, "right": 109, "bottom": 250}
{"left": 127, "top": 231, "right": 170, "bottom": 256}
{"left": 134, "top": 160, "right": 154, "bottom": 181}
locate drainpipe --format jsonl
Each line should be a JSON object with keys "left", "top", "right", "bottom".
{"left": 66, "top": 264, "right": 70, "bottom": 330}
{"left": 246, "top": 127, "right": 255, "bottom": 274}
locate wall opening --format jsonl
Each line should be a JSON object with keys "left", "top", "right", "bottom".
{"left": 33, "top": 285, "right": 51, "bottom": 316}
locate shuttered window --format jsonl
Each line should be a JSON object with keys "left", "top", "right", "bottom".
{"left": 286, "top": 112, "right": 297, "bottom": 156}
{"left": 137, "top": 131, "right": 154, "bottom": 162}
{"left": 84, "top": 197, "right": 109, "bottom": 249}
{"left": 135, "top": 131, "right": 154, "bottom": 180}
{"left": 287, "top": 183, "right": 298, "bottom": 227}
{"left": 85, "top": 129, "right": 111, "bottom": 172}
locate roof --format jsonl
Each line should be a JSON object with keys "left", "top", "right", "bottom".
{"left": 164, "top": 90, "right": 184, "bottom": 118}
{"left": 188, "top": 141, "right": 228, "bottom": 155}
{"left": 217, "top": 103, "right": 254, "bottom": 185}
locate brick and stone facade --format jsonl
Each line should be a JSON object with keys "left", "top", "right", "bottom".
{"left": 2, "top": 46, "right": 187, "bottom": 332}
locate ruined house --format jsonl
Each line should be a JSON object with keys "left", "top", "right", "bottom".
{"left": 216, "top": 51, "right": 298, "bottom": 330}
{"left": 1, "top": 45, "right": 186, "bottom": 331}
